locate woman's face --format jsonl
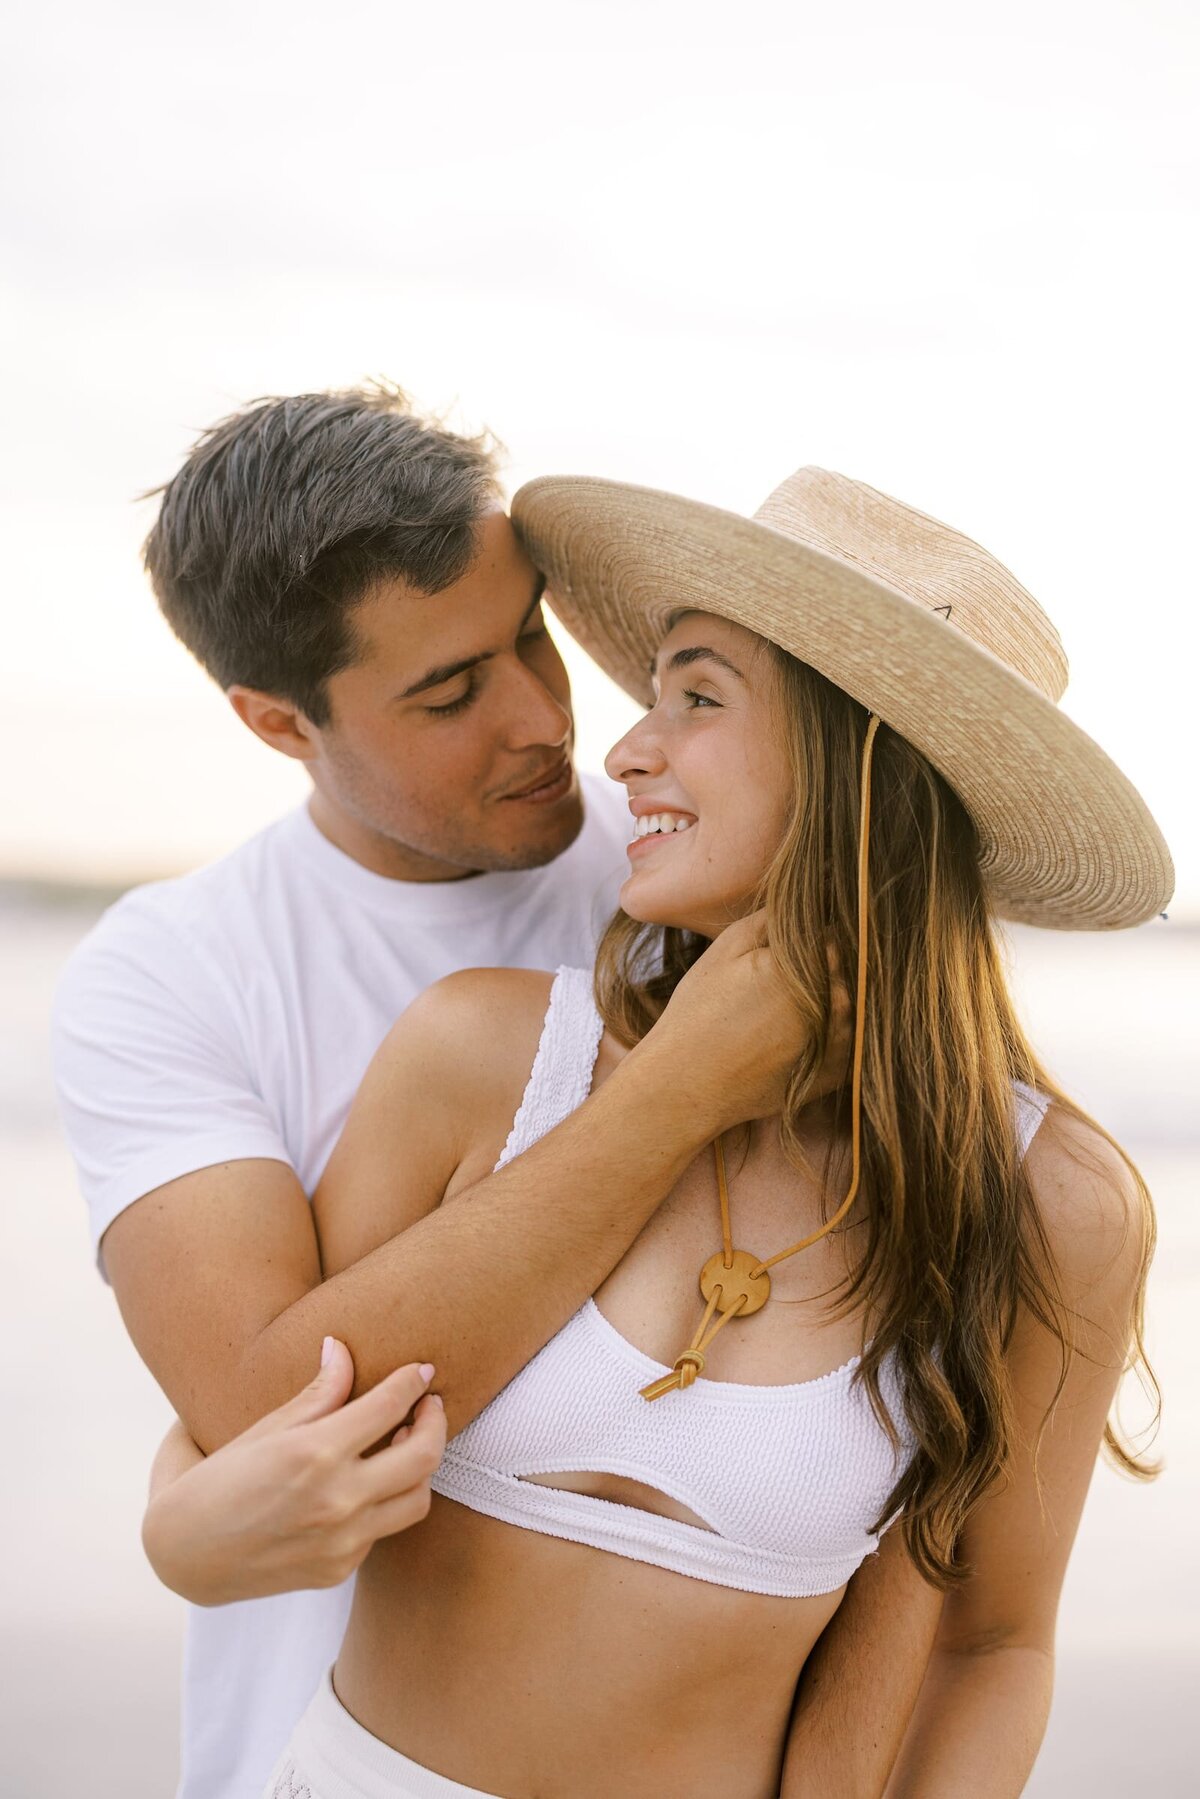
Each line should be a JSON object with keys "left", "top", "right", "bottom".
{"left": 604, "top": 612, "right": 793, "bottom": 938}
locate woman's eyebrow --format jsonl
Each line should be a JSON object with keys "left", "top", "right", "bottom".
{"left": 650, "top": 644, "right": 747, "bottom": 681}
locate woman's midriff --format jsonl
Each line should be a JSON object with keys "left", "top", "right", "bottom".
{"left": 334, "top": 1491, "right": 846, "bottom": 1799}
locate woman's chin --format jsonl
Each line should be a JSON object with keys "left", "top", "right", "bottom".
{"left": 617, "top": 877, "right": 723, "bottom": 937}
{"left": 621, "top": 906, "right": 708, "bottom": 934}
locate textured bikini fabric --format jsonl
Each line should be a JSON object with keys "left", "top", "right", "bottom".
{"left": 430, "top": 967, "right": 1051, "bottom": 1599}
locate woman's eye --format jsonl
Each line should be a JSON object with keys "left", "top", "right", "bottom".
{"left": 682, "top": 687, "right": 720, "bottom": 709}
{"left": 426, "top": 677, "right": 479, "bottom": 718}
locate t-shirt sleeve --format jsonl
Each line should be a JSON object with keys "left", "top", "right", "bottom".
{"left": 51, "top": 898, "right": 292, "bottom": 1280}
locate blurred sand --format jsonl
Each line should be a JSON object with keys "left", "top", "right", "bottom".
{"left": 2, "top": 886, "right": 1196, "bottom": 1797}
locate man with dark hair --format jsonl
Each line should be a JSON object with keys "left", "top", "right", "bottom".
{"left": 53, "top": 386, "right": 934, "bottom": 1798}
{"left": 142, "top": 384, "right": 584, "bottom": 877}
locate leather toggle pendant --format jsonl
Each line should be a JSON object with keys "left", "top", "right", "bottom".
{"left": 639, "top": 1250, "right": 771, "bottom": 1401}
{"left": 700, "top": 1249, "right": 770, "bottom": 1316}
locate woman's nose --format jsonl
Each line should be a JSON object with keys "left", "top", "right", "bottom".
{"left": 604, "top": 713, "right": 667, "bottom": 784}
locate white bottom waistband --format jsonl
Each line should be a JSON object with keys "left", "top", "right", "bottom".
{"left": 263, "top": 1668, "right": 502, "bottom": 1799}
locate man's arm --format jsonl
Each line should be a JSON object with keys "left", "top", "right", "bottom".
{"left": 102, "top": 915, "right": 819, "bottom": 1451}
{"left": 780, "top": 1524, "right": 943, "bottom": 1798}
{"left": 147, "top": 1417, "right": 206, "bottom": 1502}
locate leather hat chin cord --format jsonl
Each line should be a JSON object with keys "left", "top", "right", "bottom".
{"left": 640, "top": 714, "right": 882, "bottom": 1402}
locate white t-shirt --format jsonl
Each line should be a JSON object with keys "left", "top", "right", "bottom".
{"left": 51, "top": 774, "right": 630, "bottom": 1799}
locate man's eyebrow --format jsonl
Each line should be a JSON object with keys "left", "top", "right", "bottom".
{"left": 395, "top": 577, "right": 547, "bottom": 700}
{"left": 650, "top": 644, "right": 747, "bottom": 682}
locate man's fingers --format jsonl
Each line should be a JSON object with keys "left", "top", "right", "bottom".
{"left": 717, "top": 908, "right": 768, "bottom": 955}
{"left": 241, "top": 1336, "right": 356, "bottom": 1441}
{"left": 320, "top": 1361, "right": 438, "bottom": 1456}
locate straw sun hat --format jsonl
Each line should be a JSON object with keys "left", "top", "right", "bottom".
{"left": 511, "top": 468, "right": 1173, "bottom": 931}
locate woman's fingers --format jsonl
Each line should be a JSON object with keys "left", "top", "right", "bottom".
{"left": 365, "top": 1482, "right": 438, "bottom": 1542}
{"left": 359, "top": 1391, "right": 448, "bottom": 1504}
{"left": 319, "top": 1360, "right": 439, "bottom": 1457}
{"left": 362, "top": 1396, "right": 449, "bottom": 1539}
{"left": 239, "top": 1335, "right": 357, "bottom": 1442}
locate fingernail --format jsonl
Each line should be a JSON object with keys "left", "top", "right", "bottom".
{"left": 419, "top": 1363, "right": 435, "bottom": 1383}
{"left": 428, "top": 1393, "right": 444, "bottom": 1410}
{"left": 321, "top": 1336, "right": 335, "bottom": 1369}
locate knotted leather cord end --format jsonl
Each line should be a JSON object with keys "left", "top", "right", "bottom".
{"left": 639, "top": 1347, "right": 708, "bottom": 1402}
{"left": 639, "top": 1292, "right": 747, "bottom": 1401}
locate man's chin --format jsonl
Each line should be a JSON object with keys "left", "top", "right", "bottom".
{"left": 479, "top": 789, "right": 586, "bottom": 872}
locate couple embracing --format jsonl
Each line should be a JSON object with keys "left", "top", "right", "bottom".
{"left": 53, "top": 386, "right": 1171, "bottom": 1798}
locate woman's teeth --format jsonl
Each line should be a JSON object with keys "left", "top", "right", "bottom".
{"left": 633, "top": 813, "right": 694, "bottom": 838}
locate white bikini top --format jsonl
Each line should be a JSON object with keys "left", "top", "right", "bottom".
{"left": 430, "top": 967, "right": 1050, "bottom": 1599}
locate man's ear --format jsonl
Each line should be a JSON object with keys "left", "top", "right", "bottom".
{"left": 227, "top": 686, "right": 321, "bottom": 762}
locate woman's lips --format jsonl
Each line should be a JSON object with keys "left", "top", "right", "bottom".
{"left": 626, "top": 826, "right": 694, "bottom": 859}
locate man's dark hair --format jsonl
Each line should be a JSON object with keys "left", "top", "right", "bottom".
{"left": 142, "top": 382, "right": 503, "bottom": 725}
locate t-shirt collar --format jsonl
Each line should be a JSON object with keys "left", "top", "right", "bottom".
{"left": 280, "top": 802, "right": 554, "bottom": 919}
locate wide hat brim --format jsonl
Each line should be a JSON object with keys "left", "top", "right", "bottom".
{"left": 512, "top": 475, "right": 1174, "bottom": 931}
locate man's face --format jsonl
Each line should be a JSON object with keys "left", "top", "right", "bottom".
{"left": 307, "top": 509, "right": 582, "bottom": 879}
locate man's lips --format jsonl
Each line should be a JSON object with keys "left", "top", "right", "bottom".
{"left": 498, "top": 757, "right": 573, "bottom": 803}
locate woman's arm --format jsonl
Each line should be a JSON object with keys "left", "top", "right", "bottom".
{"left": 141, "top": 1339, "right": 446, "bottom": 1605}
{"left": 885, "top": 1108, "right": 1145, "bottom": 1797}
{"left": 780, "top": 1525, "right": 943, "bottom": 1797}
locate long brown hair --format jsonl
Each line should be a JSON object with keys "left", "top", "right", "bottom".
{"left": 594, "top": 648, "right": 1160, "bottom": 1586}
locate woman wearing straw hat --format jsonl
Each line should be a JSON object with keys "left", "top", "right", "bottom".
{"left": 248, "top": 465, "right": 1166, "bottom": 1796}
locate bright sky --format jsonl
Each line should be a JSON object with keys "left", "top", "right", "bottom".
{"left": 2, "top": 0, "right": 1196, "bottom": 913}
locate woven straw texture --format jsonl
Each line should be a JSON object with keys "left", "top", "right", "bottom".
{"left": 512, "top": 468, "right": 1173, "bottom": 931}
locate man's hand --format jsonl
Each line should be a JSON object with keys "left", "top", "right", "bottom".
{"left": 642, "top": 911, "right": 851, "bottom": 1129}
{"left": 141, "top": 1341, "right": 447, "bottom": 1605}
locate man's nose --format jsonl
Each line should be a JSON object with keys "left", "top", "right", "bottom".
{"left": 505, "top": 657, "right": 573, "bottom": 749}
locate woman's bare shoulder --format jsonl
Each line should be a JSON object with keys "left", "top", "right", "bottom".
{"left": 1022, "top": 1102, "right": 1145, "bottom": 1334}
{"left": 394, "top": 967, "right": 559, "bottom": 1088}
{"left": 414, "top": 971, "right": 570, "bottom": 1191}
{"left": 412, "top": 965, "right": 558, "bottom": 1009}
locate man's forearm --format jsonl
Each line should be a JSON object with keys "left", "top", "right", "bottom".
{"left": 147, "top": 1418, "right": 206, "bottom": 1500}
{"left": 781, "top": 1527, "right": 943, "bottom": 1799}
{"left": 203, "top": 1041, "right": 718, "bottom": 1450}
{"left": 884, "top": 1643, "right": 1054, "bottom": 1797}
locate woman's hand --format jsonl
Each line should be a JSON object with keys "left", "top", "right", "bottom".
{"left": 141, "top": 1339, "right": 447, "bottom": 1606}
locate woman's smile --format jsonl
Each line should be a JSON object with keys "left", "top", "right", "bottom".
{"left": 627, "top": 798, "right": 697, "bottom": 856}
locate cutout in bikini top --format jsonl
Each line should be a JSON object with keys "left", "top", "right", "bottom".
{"left": 429, "top": 968, "right": 1050, "bottom": 1598}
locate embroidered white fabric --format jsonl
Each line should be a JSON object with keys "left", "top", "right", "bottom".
{"left": 430, "top": 967, "right": 1051, "bottom": 1599}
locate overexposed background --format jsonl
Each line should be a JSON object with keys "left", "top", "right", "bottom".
{"left": 2, "top": 2, "right": 1197, "bottom": 1794}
